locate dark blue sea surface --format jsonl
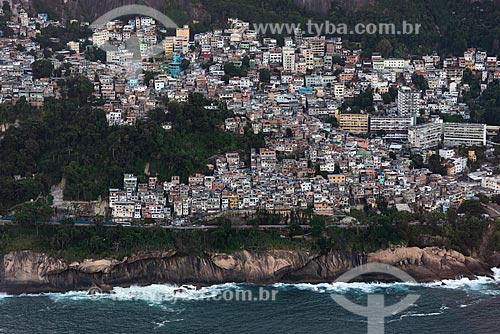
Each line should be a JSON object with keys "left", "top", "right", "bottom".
{"left": 1, "top": 270, "right": 500, "bottom": 334}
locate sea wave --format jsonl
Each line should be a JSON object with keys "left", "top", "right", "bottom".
{"left": 272, "top": 282, "right": 410, "bottom": 294}
{"left": 388, "top": 310, "right": 444, "bottom": 323}
{"left": 2, "top": 267, "right": 499, "bottom": 302}
{"left": 152, "top": 318, "right": 184, "bottom": 328}
{"left": 44, "top": 282, "right": 242, "bottom": 304}
{"left": 273, "top": 268, "right": 500, "bottom": 296}
{"left": 0, "top": 292, "right": 11, "bottom": 300}
{"left": 421, "top": 274, "right": 500, "bottom": 295}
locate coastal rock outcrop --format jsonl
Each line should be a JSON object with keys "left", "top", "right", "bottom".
{"left": 0, "top": 247, "right": 493, "bottom": 294}
{"left": 0, "top": 251, "right": 68, "bottom": 292}
{"left": 368, "top": 247, "right": 492, "bottom": 281}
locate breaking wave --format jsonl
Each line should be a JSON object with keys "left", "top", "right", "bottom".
{"left": 45, "top": 282, "right": 242, "bottom": 304}
{"left": 273, "top": 267, "right": 500, "bottom": 296}
{"left": 1, "top": 268, "right": 499, "bottom": 303}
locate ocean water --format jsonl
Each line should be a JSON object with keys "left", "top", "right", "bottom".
{"left": 1, "top": 270, "right": 500, "bottom": 334}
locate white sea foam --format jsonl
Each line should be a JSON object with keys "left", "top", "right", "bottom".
{"left": 401, "top": 311, "right": 442, "bottom": 317}
{"left": 274, "top": 281, "right": 418, "bottom": 295}
{"left": 0, "top": 293, "right": 11, "bottom": 300}
{"left": 45, "top": 282, "right": 242, "bottom": 304}
{"left": 273, "top": 267, "right": 500, "bottom": 296}
{"left": 388, "top": 310, "right": 444, "bottom": 323}
{"left": 3, "top": 268, "right": 500, "bottom": 302}
{"left": 152, "top": 318, "right": 184, "bottom": 328}
{"left": 421, "top": 273, "right": 500, "bottom": 295}
{"left": 492, "top": 267, "right": 500, "bottom": 280}
{"left": 272, "top": 282, "right": 387, "bottom": 294}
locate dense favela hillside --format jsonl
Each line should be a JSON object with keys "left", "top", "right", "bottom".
{"left": 8, "top": 0, "right": 500, "bottom": 57}
{"left": 2, "top": 0, "right": 500, "bottom": 283}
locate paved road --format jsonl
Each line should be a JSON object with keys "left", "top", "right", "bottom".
{"left": 163, "top": 224, "right": 311, "bottom": 230}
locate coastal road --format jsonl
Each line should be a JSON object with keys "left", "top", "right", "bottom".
{"left": 163, "top": 224, "right": 311, "bottom": 230}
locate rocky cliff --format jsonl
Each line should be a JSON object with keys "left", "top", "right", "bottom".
{"left": 9, "top": 0, "right": 325, "bottom": 21}
{"left": 0, "top": 247, "right": 492, "bottom": 294}
{"left": 9, "top": 0, "right": 209, "bottom": 21}
{"left": 11, "top": 0, "right": 499, "bottom": 22}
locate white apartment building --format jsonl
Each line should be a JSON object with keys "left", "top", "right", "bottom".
{"left": 408, "top": 123, "right": 443, "bottom": 150}
{"left": 106, "top": 111, "right": 122, "bottom": 126}
{"left": 370, "top": 116, "right": 416, "bottom": 141}
{"left": 19, "top": 11, "right": 29, "bottom": 27}
{"left": 397, "top": 86, "right": 421, "bottom": 116}
{"left": 123, "top": 174, "right": 138, "bottom": 192}
{"left": 269, "top": 49, "right": 282, "bottom": 63}
{"left": 304, "top": 75, "right": 333, "bottom": 87}
{"left": 450, "top": 157, "right": 467, "bottom": 175}
{"left": 112, "top": 202, "right": 135, "bottom": 222}
{"left": 482, "top": 176, "right": 500, "bottom": 192}
{"left": 442, "top": 123, "right": 486, "bottom": 147}
{"left": 384, "top": 58, "right": 409, "bottom": 69}
{"left": 409, "top": 122, "right": 486, "bottom": 150}
{"left": 93, "top": 30, "right": 110, "bottom": 47}
{"left": 439, "top": 148, "right": 455, "bottom": 159}
{"left": 334, "top": 83, "right": 345, "bottom": 100}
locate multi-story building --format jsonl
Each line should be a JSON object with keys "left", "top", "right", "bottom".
{"left": 408, "top": 123, "right": 443, "bottom": 150}
{"left": 339, "top": 113, "right": 369, "bottom": 134}
{"left": 334, "top": 83, "right": 345, "bottom": 100}
{"left": 92, "top": 29, "right": 110, "bottom": 47}
{"left": 409, "top": 122, "right": 486, "bottom": 150}
{"left": 308, "top": 36, "right": 326, "bottom": 57}
{"left": 442, "top": 123, "right": 486, "bottom": 147}
{"left": 176, "top": 25, "right": 190, "bottom": 41}
{"left": 370, "top": 116, "right": 416, "bottom": 141}
{"left": 282, "top": 46, "right": 295, "bottom": 72}
{"left": 123, "top": 174, "right": 138, "bottom": 192}
{"left": 397, "top": 86, "right": 421, "bottom": 116}
{"left": 112, "top": 202, "right": 135, "bottom": 222}
{"left": 384, "top": 58, "right": 408, "bottom": 69}
{"left": 175, "top": 25, "right": 190, "bottom": 53}
{"left": 163, "top": 36, "right": 175, "bottom": 57}
{"left": 482, "top": 176, "right": 500, "bottom": 192}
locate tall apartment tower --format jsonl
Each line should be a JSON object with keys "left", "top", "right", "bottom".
{"left": 175, "top": 25, "right": 190, "bottom": 54}
{"left": 397, "top": 86, "right": 421, "bottom": 116}
{"left": 176, "top": 25, "right": 190, "bottom": 41}
{"left": 282, "top": 46, "right": 296, "bottom": 72}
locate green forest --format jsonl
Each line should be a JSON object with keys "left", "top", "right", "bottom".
{"left": 8, "top": 0, "right": 500, "bottom": 58}
{"left": 0, "top": 77, "right": 263, "bottom": 213}
{"left": 0, "top": 200, "right": 495, "bottom": 261}
{"left": 167, "top": 0, "right": 500, "bottom": 58}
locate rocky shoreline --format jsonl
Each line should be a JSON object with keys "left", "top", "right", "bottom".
{"left": 0, "top": 247, "right": 494, "bottom": 294}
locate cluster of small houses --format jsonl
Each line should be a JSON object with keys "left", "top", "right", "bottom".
{"left": 108, "top": 139, "right": 499, "bottom": 224}
{"left": 3, "top": 8, "right": 500, "bottom": 223}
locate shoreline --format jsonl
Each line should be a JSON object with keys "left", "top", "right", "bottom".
{"left": 1, "top": 272, "right": 499, "bottom": 296}
{"left": 0, "top": 247, "right": 495, "bottom": 295}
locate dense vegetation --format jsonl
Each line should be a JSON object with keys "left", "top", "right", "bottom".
{"left": 332, "top": 0, "right": 500, "bottom": 57}
{"left": 0, "top": 199, "right": 495, "bottom": 261}
{"left": 0, "top": 220, "right": 310, "bottom": 261}
{"left": 34, "top": 21, "right": 93, "bottom": 52}
{"left": 470, "top": 81, "right": 500, "bottom": 126}
{"left": 6, "top": 0, "right": 500, "bottom": 58}
{"left": 168, "top": 0, "right": 500, "bottom": 58}
{"left": 0, "top": 77, "right": 263, "bottom": 212}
